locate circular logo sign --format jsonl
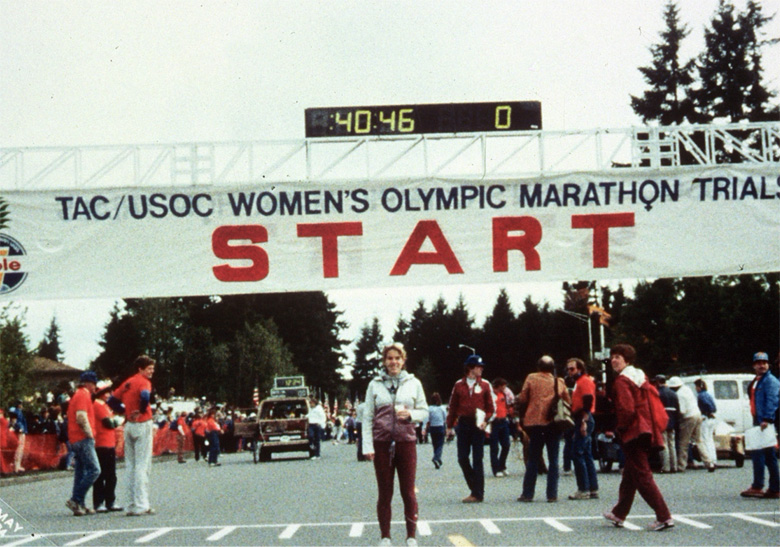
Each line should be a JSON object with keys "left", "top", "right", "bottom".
{"left": 0, "top": 234, "right": 28, "bottom": 295}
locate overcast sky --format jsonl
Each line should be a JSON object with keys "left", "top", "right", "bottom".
{"left": 1, "top": 0, "right": 778, "bottom": 368}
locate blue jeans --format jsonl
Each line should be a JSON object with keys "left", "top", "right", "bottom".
{"left": 207, "top": 431, "right": 221, "bottom": 464}
{"left": 522, "top": 425, "right": 561, "bottom": 500}
{"left": 71, "top": 438, "right": 101, "bottom": 506}
{"left": 429, "top": 425, "right": 445, "bottom": 464}
{"left": 751, "top": 445, "right": 780, "bottom": 493}
{"left": 489, "top": 418, "right": 511, "bottom": 475}
{"left": 572, "top": 414, "right": 599, "bottom": 492}
{"left": 308, "top": 424, "right": 322, "bottom": 457}
{"left": 456, "top": 420, "right": 485, "bottom": 500}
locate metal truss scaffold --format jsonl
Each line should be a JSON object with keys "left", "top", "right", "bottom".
{"left": 0, "top": 122, "right": 777, "bottom": 190}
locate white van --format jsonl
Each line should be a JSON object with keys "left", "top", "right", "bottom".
{"left": 681, "top": 373, "right": 754, "bottom": 467}
{"left": 681, "top": 374, "right": 754, "bottom": 432}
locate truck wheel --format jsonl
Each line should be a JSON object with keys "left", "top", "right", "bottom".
{"left": 735, "top": 452, "right": 745, "bottom": 468}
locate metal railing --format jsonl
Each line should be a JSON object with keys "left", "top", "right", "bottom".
{"left": 0, "top": 122, "right": 777, "bottom": 190}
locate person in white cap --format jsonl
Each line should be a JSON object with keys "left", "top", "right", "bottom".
{"left": 667, "top": 376, "right": 714, "bottom": 472}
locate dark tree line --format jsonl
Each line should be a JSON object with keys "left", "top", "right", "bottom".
{"left": 89, "top": 292, "right": 347, "bottom": 406}
{"left": 350, "top": 274, "right": 779, "bottom": 399}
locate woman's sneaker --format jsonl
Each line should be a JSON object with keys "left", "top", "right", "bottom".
{"left": 568, "top": 490, "right": 591, "bottom": 500}
{"left": 603, "top": 511, "right": 624, "bottom": 527}
{"left": 648, "top": 519, "right": 675, "bottom": 531}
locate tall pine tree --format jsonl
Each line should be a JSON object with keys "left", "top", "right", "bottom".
{"left": 631, "top": 0, "right": 696, "bottom": 124}
{"left": 37, "top": 316, "right": 64, "bottom": 363}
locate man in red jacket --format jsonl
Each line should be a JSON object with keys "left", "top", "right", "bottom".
{"left": 603, "top": 344, "right": 674, "bottom": 532}
{"left": 446, "top": 355, "right": 495, "bottom": 503}
{"left": 112, "top": 355, "right": 156, "bottom": 516}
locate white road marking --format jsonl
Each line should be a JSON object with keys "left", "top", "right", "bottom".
{"left": 206, "top": 526, "right": 237, "bottom": 541}
{"left": 278, "top": 524, "right": 301, "bottom": 539}
{"left": 479, "top": 519, "right": 500, "bottom": 534}
{"left": 348, "top": 523, "right": 363, "bottom": 537}
{"left": 1, "top": 534, "right": 43, "bottom": 547}
{"left": 542, "top": 518, "right": 572, "bottom": 532}
{"left": 417, "top": 520, "right": 432, "bottom": 536}
{"left": 136, "top": 528, "right": 173, "bottom": 543}
{"left": 64, "top": 531, "right": 109, "bottom": 545}
{"left": 730, "top": 513, "right": 780, "bottom": 527}
{"left": 673, "top": 516, "right": 712, "bottom": 529}
{"left": 621, "top": 520, "right": 642, "bottom": 530}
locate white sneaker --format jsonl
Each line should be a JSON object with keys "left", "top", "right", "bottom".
{"left": 379, "top": 538, "right": 392, "bottom": 546}
{"left": 406, "top": 538, "right": 418, "bottom": 547}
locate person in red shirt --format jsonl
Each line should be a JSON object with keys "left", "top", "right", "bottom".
{"left": 65, "top": 371, "right": 101, "bottom": 516}
{"left": 489, "top": 377, "right": 513, "bottom": 478}
{"left": 204, "top": 409, "right": 223, "bottom": 467}
{"left": 111, "top": 355, "right": 156, "bottom": 516}
{"left": 566, "top": 358, "right": 599, "bottom": 500}
{"left": 92, "top": 380, "right": 123, "bottom": 512}
{"left": 446, "top": 354, "right": 495, "bottom": 503}
{"left": 191, "top": 412, "right": 208, "bottom": 462}
{"left": 174, "top": 412, "right": 189, "bottom": 463}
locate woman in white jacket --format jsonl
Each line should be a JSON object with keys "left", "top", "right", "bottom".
{"left": 363, "top": 343, "right": 429, "bottom": 547}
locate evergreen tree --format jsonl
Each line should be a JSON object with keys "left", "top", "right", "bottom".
{"left": 693, "top": 0, "right": 778, "bottom": 122}
{"left": 479, "top": 289, "right": 518, "bottom": 383}
{"left": 349, "top": 317, "right": 383, "bottom": 399}
{"left": 0, "top": 308, "right": 33, "bottom": 408}
{"left": 92, "top": 302, "right": 141, "bottom": 381}
{"left": 631, "top": 0, "right": 696, "bottom": 124}
{"left": 36, "top": 316, "right": 64, "bottom": 363}
{"left": 234, "top": 319, "right": 296, "bottom": 404}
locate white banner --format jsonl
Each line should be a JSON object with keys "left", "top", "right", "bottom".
{"left": 0, "top": 164, "right": 777, "bottom": 300}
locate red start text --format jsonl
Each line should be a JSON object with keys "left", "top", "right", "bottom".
{"left": 211, "top": 213, "right": 635, "bottom": 282}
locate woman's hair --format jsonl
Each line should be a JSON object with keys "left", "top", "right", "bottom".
{"left": 610, "top": 343, "right": 636, "bottom": 364}
{"left": 382, "top": 342, "right": 407, "bottom": 361}
{"left": 694, "top": 378, "right": 708, "bottom": 391}
{"left": 431, "top": 392, "right": 442, "bottom": 405}
{"left": 492, "top": 377, "right": 507, "bottom": 389}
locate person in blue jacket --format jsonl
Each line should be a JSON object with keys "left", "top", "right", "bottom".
{"left": 741, "top": 352, "right": 780, "bottom": 499}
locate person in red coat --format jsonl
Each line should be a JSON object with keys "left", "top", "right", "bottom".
{"left": 603, "top": 344, "right": 674, "bottom": 532}
{"left": 446, "top": 354, "right": 494, "bottom": 503}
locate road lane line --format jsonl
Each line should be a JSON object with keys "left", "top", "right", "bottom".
{"left": 348, "top": 523, "right": 364, "bottom": 537}
{"left": 417, "top": 520, "right": 432, "bottom": 536}
{"left": 135, "top": 528, "right": 173, "bottom": 543}
{"left": 543, "top": 517, "right": 572, "bottom": 532}
{"left": 206, "top": 526, "right": 237, "bottom": 541}
{"left": 448, "top": 534, "right": 474, "bottom": 546}
{"left": 479, "top": 519, "right": 501, "bottom": 534}
{"left": 65, "top": 531, "right": 109, "bottom": 545}
{"left": 673, "top": 516, "right": 712, "bottom": 529}
{"left": 621, "top": 521, "right": 642, "bottom": 530}
{"left": 730, "top": 513, "right": 780, "bottom": 527}
{"left": 2, "top": 534, "right": 44, "bottom": 546}
{"left": 279, "top": 524, "right": 301, "bottom": 539}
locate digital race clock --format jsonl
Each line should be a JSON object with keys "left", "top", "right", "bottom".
{"left": 305, "top": 101, "right": 541, "bottom": 138}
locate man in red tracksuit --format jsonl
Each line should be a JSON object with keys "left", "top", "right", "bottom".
{"left": 446, "top": 355, "right": 494, "bottom": 503}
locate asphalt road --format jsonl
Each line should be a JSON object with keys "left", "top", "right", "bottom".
{"left": 0, "top": 440, "right": 778, "bottom": 546}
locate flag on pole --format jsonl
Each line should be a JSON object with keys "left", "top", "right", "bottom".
{"left": 252, "top": 387, "right": 259, "bottom": 407}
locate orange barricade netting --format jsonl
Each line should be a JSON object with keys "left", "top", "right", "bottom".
{"left": 1, "top": 424, "right": 194, "bottom": 475}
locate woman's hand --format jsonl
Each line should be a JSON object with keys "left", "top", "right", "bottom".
{"left": 365, "top": 453, "right": 375, "bottom": 461}
{"left": 396, "top": 408, "right": 411, "bottom": 421}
